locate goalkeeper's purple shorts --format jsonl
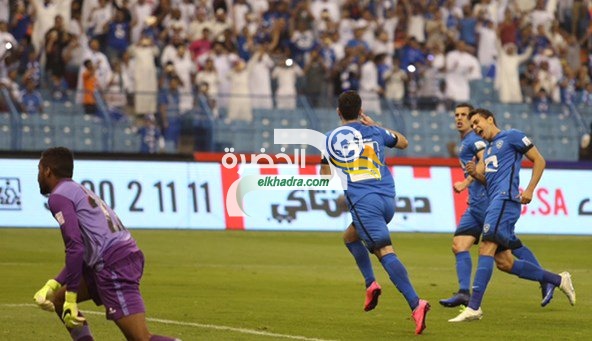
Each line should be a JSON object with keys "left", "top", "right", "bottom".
{"left": 83, "top": 250, "right": 146, "bottom": 321}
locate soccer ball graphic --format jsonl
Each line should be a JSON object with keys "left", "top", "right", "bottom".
{"left": 328, "top": 126, "right": 363, "bottom": 162}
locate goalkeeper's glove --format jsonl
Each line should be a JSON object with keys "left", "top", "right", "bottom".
{"left": 33, "top": 279, "right": 61, "bottom": 312}
{"left": 62, "top": 292, "right": 86, "bottom": 328}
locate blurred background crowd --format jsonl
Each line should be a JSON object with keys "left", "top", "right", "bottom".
{"left": 0, "top": 0, "right": 591, "bottom": 154}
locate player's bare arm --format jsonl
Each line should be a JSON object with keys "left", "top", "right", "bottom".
{"left": 520, "top": 146, "right": 546, "bottom": 204}
{"left": 359, "top": 112, "right": 408, "bottom": 149}
{"left": 320, "top": 164, "right": 332, "bottom": 176}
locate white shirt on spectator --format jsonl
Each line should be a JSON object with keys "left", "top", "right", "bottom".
{"left": 0, "top": 0, "right": 9, "bottom": 22}
{"left": 233, "top": 3, "right": 250, "bottom": 33}
{"left": 179, "top": 1, "right": 197, "bottom": 27}
{"left": 359, "top": 60, "right": 381, "bottom": 114}
{"left": 170, "top": 51, "right": 196, "bottom": 113}
{"left": 530, "top": 7, "right": 554, "bottom": 32}
{"left": 88, "top": 3, "right": 113, "bottom": 36}
{"left": 131, "top": 1, "right": 154, "bottom": 43}
{"left": 310, "top": 0, "right": 340, "bottom": 22}
{"left": 188, "top": 18, "right": 213, "bottom": 41}
{"left": 247, "top": 0, "right": 268, "bottom": 16}
{"left": 338, "top": 18, "right": 355, "bottom": 45}
{"left": 407, "top": 14, "right": 426, "bottom": 43}
{"left": 445, "top": 49, "right": 478, "bottom": 102}
{"left": 248, "top": 51, "right": 274, "bottom": 109}
{"left": 272, "top": 65, "right": 303, "bottom": 109}
{"left": 477, "top": 24, "right": 498, "bottom": 66}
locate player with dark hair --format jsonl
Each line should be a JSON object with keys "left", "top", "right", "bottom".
{"left": 440, "top": 103, "right": 554, "bottom": 308}
{"left": 449, "top": 109, "right": 576, "bottom": 322}
{"left": 321, "top": 91, "right": 430, "bottom": 334}
{"left": 33, "top": 147, "right": 178, "bottom": 340}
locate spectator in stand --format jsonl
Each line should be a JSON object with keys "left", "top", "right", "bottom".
{"left": 82, "top": 38, "right": 112, "bottom": 89}
{"left": 81, "top": 59, "right": 98, "bottom": 115}
{"left": 532, "top": 24, "right": 552, "bottom": 56}
{"left": 9, "top": 2, "right": 31, "bottom": 43}
{"left": 130, "top": 0, "right": 154, "bottom": 44}
{"left": 272, "top": 57, "right": 303, "bottom": 109}
{"left": 187, "top": 7, "right": 212, "bottom": 42}
{"left": 498, "top": 10, "right": 518, "bottom": 46}
{"left": 534, "top": 60, "right": 560, "bottom": 103}
{"left": 496, "top": 41, "right": 533, "bottom": 103}
{"left": 458, "top": 4, "right": 478, "bottom": 49}
{"left": 359, "top": 53, "right": 382, "bottom": 114}
{"left": 530, "top": 0, "right": 554, "bottom": 32}
{"left": 49, "top": 73, "right": 69, "bottom": 102}
{"left": 0, "top": 68, "right": 21, "bottom": 105}
{"left": 399, "top": 37, "right": 425, "bottom": 71}
{"left": 21, "top": 78, "right": 44, "bottom": 115}
{"left": 384, "top": 56, "right": 407, "bottom": 104}
{"left": 576, "top": 66, "right": 590, "bottom": 92}
{"left": 195, "top": 58, "right": 219, "bottom": 116}
{"left": 248, "top": 43, "right": 274, "bottom": 109}
{"left": 129, "top": 35, "right": 158, "bottom": 117}
{"left": 24, "top": 50, "right": 41, "bottom": 87}
{"left": 445, "top": 40, "right": 479, "bottom": 103}
{"left": 189, "top": 27, "right": 213, "bottom": 64}
{"left": 565, "top": 35, "right": 582, "bottom": 72}
{"left": 520, "top": 61, "right": 538, "bottom": 103}
{"left": 227, "top": 59, "right": 252, "bottom": 121}
{"left": 559, "top": 66, "right": 577, "bottom": 105}
{"left": 105, "top": 60, "right": 128, "bottom": 111}
{"left": 30, "top": 0, "right": 72, "bottom": 54}
{"left": 44, "top": 16, "right": 69, "bottom": 83}
{"left": 138, "top": 114, "right": 163, "bottom": 154}
{"left": 303, "top": 48, "right": 329, "bottom": 107}
{"left": 105, "top": 9, "right": 131, "bottom": 60}
{"left": 158, "top": 75, "right": 182, "bottom": 148}
{"left": 198, "top": 40, "right": 238, "bottom": 109}
{"left": 211, "top": 8, "right": 232, "bottom": 42}
{"left": 477, "top": 20, "right": 498, "bottom": 70}
{"left": 87, "top": 0, "right": 112, "bottom": 48}
{"left": 62, "top": 33, "right": 84, "bottom": 88}
{"left": 533, "top": 88, "right": 551, "bottom": 114}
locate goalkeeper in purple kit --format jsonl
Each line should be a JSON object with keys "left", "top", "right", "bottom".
{"left": 33, "top": 147, "right": 178, "bottom": 341}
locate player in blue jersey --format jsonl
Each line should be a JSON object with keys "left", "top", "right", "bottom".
{"left": 320, "top": 91, "right": 430, "bottom": 335}
{"left": 33, "top": 147, "right": 178, "bottom": 340}
{"left": 449, "top": 108, "right": 576, "bottom": 322}
{"left": 440, "top": 103, "right": 554, "bottom": 308}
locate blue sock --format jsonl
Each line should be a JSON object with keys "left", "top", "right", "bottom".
{"left": 380, "top": 253, "right": 420, "bottom": 310}
{"left": 468, "top": 255, "right": 494, "bottom": 310}
{"left": 512, "top": 246, "right": 542, "bottom": 267}
{"left": 346, "top": 241, "right": 375, "bottom": 287}
{"left": 455, "top": 251, "right": 472, "bottom": 293}
{"left": 510, "top": 259, "right": 561, "bottom": 286}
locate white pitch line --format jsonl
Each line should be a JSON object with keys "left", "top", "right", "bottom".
{"left": 1, "top": 304, "right": 335, "bottom": 341}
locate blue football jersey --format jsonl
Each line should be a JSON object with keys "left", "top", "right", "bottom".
{"left": 483, "top": 129, "right": 534, "bottom": 202}
{"left": 458, "top": 131, "right": 488, "bottom": 207}
{"left": 325, "top": 122, "right": 398, "bottom": 206}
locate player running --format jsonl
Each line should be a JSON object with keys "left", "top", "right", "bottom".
{"left": 449, "top": 108, "right": 576, "bottom": 322}
{"left": 440, "top": 103, "right": 554, "bottom": 308}
{"left": 321, "top": 91, "right": 430, "bottom": 334}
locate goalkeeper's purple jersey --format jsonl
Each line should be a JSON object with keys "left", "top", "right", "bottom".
{"left": 48, "top": 179, "right": 138, "bottom": 292}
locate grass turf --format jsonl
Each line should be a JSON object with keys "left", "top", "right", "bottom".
{"left": 0, "top": 229, "right": 590, "bottom": 340}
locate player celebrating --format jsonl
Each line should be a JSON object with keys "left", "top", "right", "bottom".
{"left": 449, "top": 109, "right": 576, "bottom": 322}
{"left": 321, "top": 91, "right": 430, "bottom": 335}
{"left": 440, "top": 103, "right": 554, "bottom": 308}
{"left": 33, "top": 147, "right": 178, "bottom": 340}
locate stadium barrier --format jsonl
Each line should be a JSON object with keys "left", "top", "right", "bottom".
{"left": 1, "top": 157, "right": 591, "bottom": 235}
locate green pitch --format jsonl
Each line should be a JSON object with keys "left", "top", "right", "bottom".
{"left": 1, "top": 229, "right": 590, "bottom": 340}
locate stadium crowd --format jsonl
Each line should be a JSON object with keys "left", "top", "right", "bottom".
{"left": 1, "top": 0, "right": 592, "bottom": 151}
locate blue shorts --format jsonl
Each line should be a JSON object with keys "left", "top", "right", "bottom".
{"left": 455, "top": 203, "right": 486, "bottom": 241}
{"left": 482, "top": 199, "right": 523, "bottom": 252}
{"left": 349, "top": 193, "right": 395, "bottom": 252}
